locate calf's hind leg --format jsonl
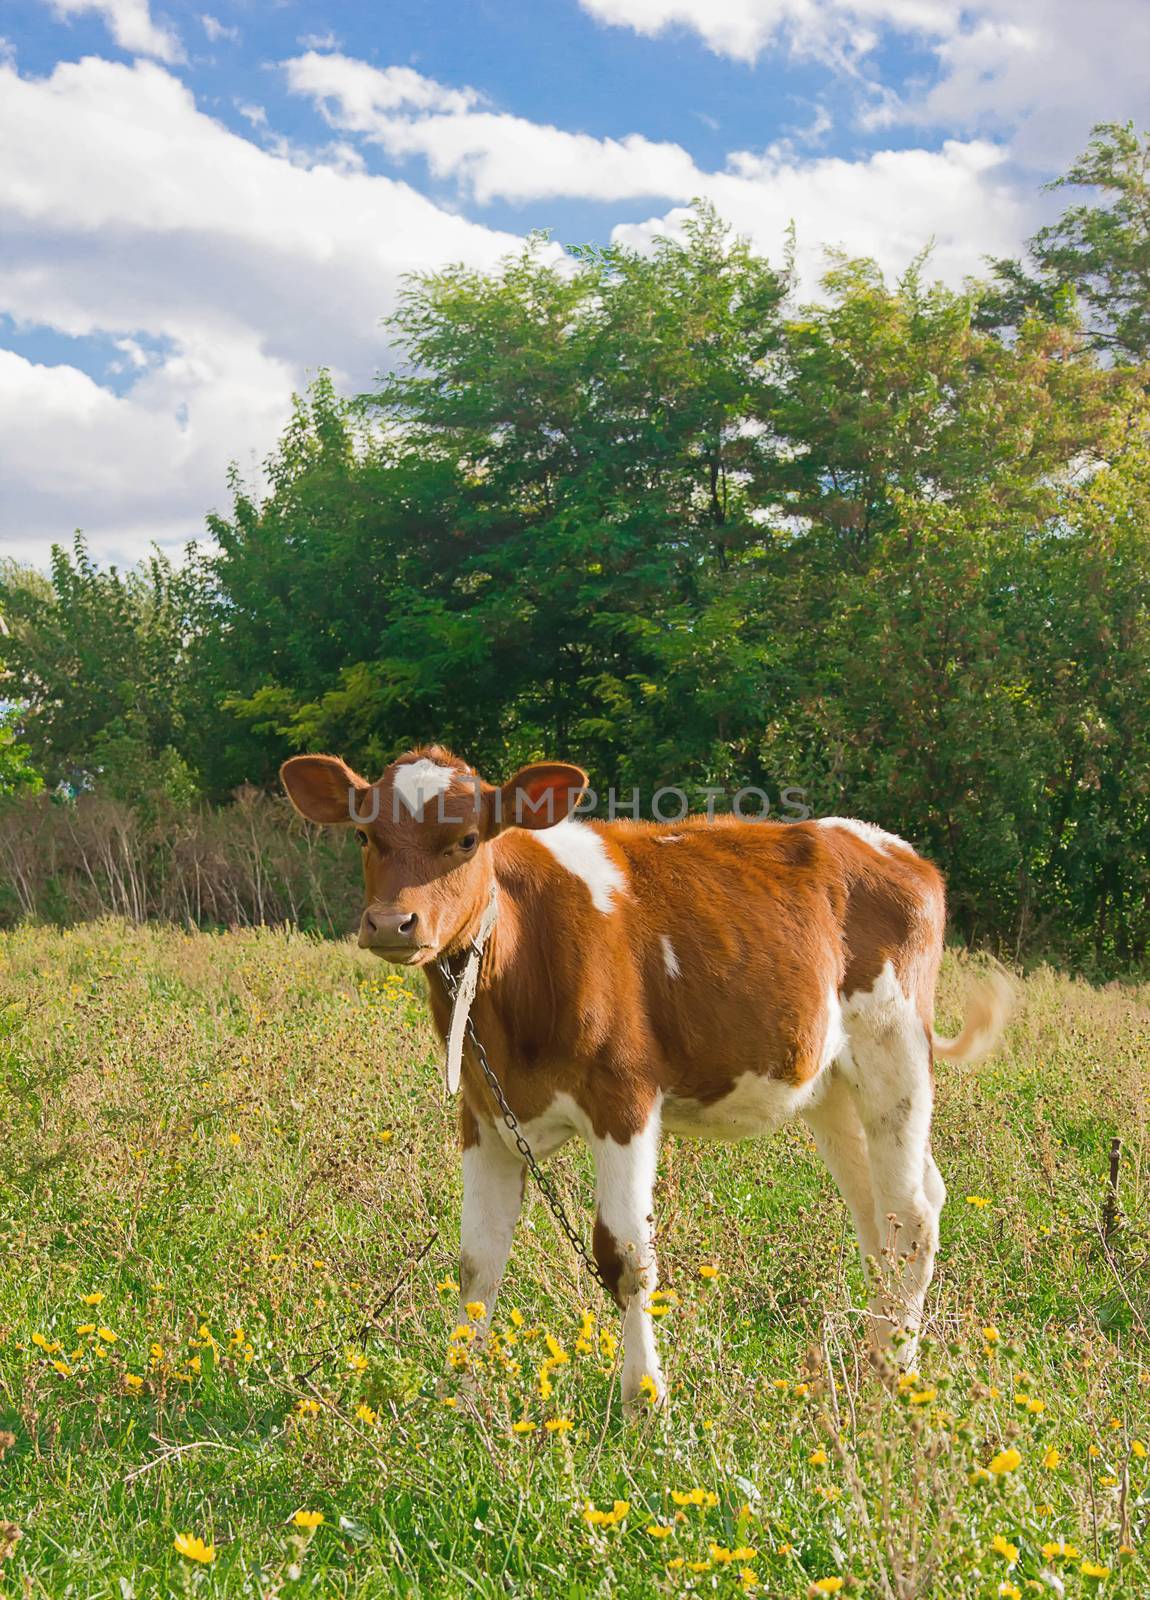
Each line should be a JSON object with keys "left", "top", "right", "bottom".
{"left": 842, "top": 974, "right": 944, "bottom": 1367}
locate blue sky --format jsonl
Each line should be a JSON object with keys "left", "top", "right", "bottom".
{"left": 1, "top": 0, "right": 1147, "bottom": 565}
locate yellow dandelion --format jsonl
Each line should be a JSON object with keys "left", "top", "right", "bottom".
{"left": 1027, "top": 1398, "right": 1046, "bottom": 1414}
{"left": 347, "top": 1351, "right": 368, "bottom": 1373}
{"left": 998, "top": 1585, "right": 1021, "bottom": 1600}
{"left": 355, "top": 1403, "right": 378, "bottom": 1425}
{"left": 646, "top": 1524, "right": 673, "bottom": 1538}
{"left": 31, "top": 1334, "right": 62, "bottom": 1354}
{"left": 809, "top": 1448, "right": 828, "bottom": 1466}
{"left": 909, "top": 1388, "right": 937, "bottom": 1406}
{"left": 436, "top": 1278, "right": 459, "bottom": 1294}
{"left": 1042, "top": 1446, "right": 1061, "bottom": 1469}
{"left": 638, "top": 1374, "right": 659, "bottom": 1405}
{"left": 545, "top": 1416, "right": 573, "bottom": 1433}
{"left": 96, "top": 1327, "right": 117, "bottom": 1343}
{"left": 982, "top": 1325, "right": 1000, "bottom": 1344}
{"left": 80, "top": 1293, "right": 105, "bottom": 1306}
{"left": 51, "top": 1359, "right": 71, "bottom": 1377}
{"left": 991, "top": 1535, "right": 1019, "bottom": 1565}
{"left": 1080, "top": 1561, "right": 1110, "bottom": 1580}
{"left": 465, "top": 1300, "right": 487, "bottom": 1322}
{"left": 988, "top": 1448, "right": 1022, "bottom": 1475}
{"left": 123, "top": 1374, "right": 144, "bottom": 1391}
{"left": 1042, "top": 1542, "right": 1080, "bottom": 1561}
{"left": 1132, "top": 1440, "right": 1147, "bottom": 1459}
{"left": 511, "top": 1418, "right": 536, "bottom": 1435}
{"left": 296, "top": 1398, "right": 320, "bottom": 1416}
{"left": 76, "top": 1324, "right": 97, "bottom": 1336}
{"left": 966, "top": 1195, "right": 990, "bottom": 1208}
{"left": 811, "top": 1580, "right": 844, "bottom": 1595}
{"left": 173, "top": 1533, "right": 215, "bottom": 1564}
{"left": 698, "top": 1263, "right": 719, "bottom": 1279}
{"left": 292, "top": 1510, "right": 324, "bottom": 1530}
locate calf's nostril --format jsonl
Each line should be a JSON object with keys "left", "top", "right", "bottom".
{"left": 398, "top": 913, "right": 418, "bottom": 937}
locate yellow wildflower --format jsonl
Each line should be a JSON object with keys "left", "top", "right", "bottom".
{"left": 296, "top": 1398, "right": 320, "bottom": 1416}
{"left": 465, "top": 1300, "right": 487, "bottom": 1322}
{"left": 909, "top": 1388, "right": 937, "bottom": 1406}
{"left": 511, "top": 1418, "right": 536, "bottom": 1435}
{"left": 646, "top": 1524, "right": 673, "bottom": 1538}
{"left": 173, "top": 1533, "right": 215, "bottom": 1564}
{"left": 998, "top": 1585, "right": 1021, "bottom": 1600}
{"left": 436, "top": 1278, "right": 459, "bottom": 1294}
{"left": 698, "top": 1263, "right": 719, "bottom": 1279}
{"left": 1042, "top": 1446, "right": 1061, "bottom": 1469}
{"left": 988, "top": 1448, "right": 1022, "bottom": 1475}
{"left": 809, "top": 1448, "right": 828, "bottom": 1466}
{"left": 545, "top": 1416, "right": 573, "bottom": 1434}
{"left": 509, "top": 1308, "right": 525, "bottom": 1327}
{"left": 966, "top": 1195, "right": 990, "bottom": 1208}
{"left": 123, "top": 1374, "right": 144, "bottom": 1391}
{"left": 811, "top": 1580, "right": 844, "bottom": 1595}
{"left": 583, "top": 1500, "right": 629, "bottom": 1527}
{"left": 96, "top": 1327, "right": 117, "bottom": 1343}
{"left": 292, "top": 1510, "right": 324, "bottom": 1530}
{"left": 347, "top": 1351, "right": 368, "bottom": 1373}
{"left": 355, "top": 1403, "right": 378, "bottom": 1425}
{"left": 1042, "top": 1542, "right": 1080, "bottom": 1561}
{"left": 991, "top": 1535, "right": 1019, "bottom": 1565}
{"left": 1132, "top": 1440, "right": 1147, "bottom": 1459}
{"left": 31, "top": 1334, "right": 62, "bottom": 1354}
{"left": 1080, "top": 1562, "right": 1110, "bottom": 1580}
{"left": 80, "top": 1293, "right": 105, "bottom": 1306}
{"left": 76, "top": 1323, "right": 97, "bottom": 1336}
{"left": 638, "top": 1374, "right": 659, "bottom": 1405}
{"left": 51, "top": 1359, "right": 71, "bottom": 1376}
{"left": 983, "top": 1325, "right": 1000, "bottom": 1343}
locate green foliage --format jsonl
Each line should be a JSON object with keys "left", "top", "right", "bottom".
{"left": 0, "top": 706, "right": 41, "bottom": 797}
{"left": 4, "top": 134, "right": 1150, "bottom": 971}
{"left": 989, "top": 122, "right": 1150, "bottom": 362}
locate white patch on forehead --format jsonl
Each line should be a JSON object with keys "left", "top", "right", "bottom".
{"left": 818, "top": 816, "right": 913, "bottom": 854}
{"left": 532, "top": 818, "right": 627, "bottom": 914}
{"left": 660, "top": 935, "right": 680, "bottom": 979}
{"left": 392, "top": 758, "right": 459, "bottom": 819}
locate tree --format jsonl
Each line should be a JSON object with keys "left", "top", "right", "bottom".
{"left": 990, "top": 122, "right": 1150, "bottom": 363}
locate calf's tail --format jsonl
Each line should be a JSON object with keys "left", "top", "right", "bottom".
{"left": 932, "top": 970, "right": 1012, "bottom": 1065}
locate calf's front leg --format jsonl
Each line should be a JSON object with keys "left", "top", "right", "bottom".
{"left": 459, "top": 1112, "right": 525, "bottom": 1332}
{"left": 590, "top": 1105, "right": 664, "bottom": 1411}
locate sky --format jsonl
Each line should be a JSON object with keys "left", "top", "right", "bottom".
{"left": 1, "top": 0, "right": 1147, "bottom": 568}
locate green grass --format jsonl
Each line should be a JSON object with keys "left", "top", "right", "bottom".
{"left": 0, "top": 921, "right": 1147, "bottom": 1598}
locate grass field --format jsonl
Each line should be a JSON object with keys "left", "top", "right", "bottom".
{"left": 0, "top": 921, "right": 1147, "bottom": 1598}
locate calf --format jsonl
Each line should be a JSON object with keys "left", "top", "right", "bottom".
{"left": 282, "top": 747, "right": 1008, "bottom": 1408}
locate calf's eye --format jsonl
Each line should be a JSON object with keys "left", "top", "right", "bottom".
{"left": 460, "top": 832, "right": 478, "bottom": 851}
{"left": 355, "top": 829, "right": 369, "bottom": 847}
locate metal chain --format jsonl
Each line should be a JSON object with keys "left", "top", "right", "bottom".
{"left": 436, "top": 954, "right": 611, "bottom": 1297}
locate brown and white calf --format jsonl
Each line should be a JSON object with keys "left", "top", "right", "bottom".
{"left": 282, "top": 747, "right": 1007, "bottom": 1406}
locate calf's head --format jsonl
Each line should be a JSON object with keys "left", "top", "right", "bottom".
{"left": 281, "top": 746, "right": 587, "bottom": 964}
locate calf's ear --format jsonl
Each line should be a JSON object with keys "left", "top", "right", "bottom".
{"left": 492, "top": 762, "right": 588, "bottom": 833}
{"left": 281, "top": 755, "right": 369, "bottom": 825}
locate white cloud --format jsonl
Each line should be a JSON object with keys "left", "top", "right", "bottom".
{"left": 0, "top": 56, "right": 525, "bottom": 562}
{"left": 284, "top": 51, "right": 706, "bottom": 205}
{"left": 200, "top": 13, "right": 239, "bottom": 45}
{"left": 286, "top": 50, "right": 1031, "bottom": 281}
{"left": 47, "top": 0, "right": 184, "bottom": 63}
{"left": 877, "top": 0, "right": 1150, "bottom": 169}
{"left": 577, "top": 0, "right": 953, "bottom": 66}
{"left": 579, "top": 0, "right": 1150, "bottom": 169}
{"left": 615, "top": 138, "right": 1030, "bottom": 289}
